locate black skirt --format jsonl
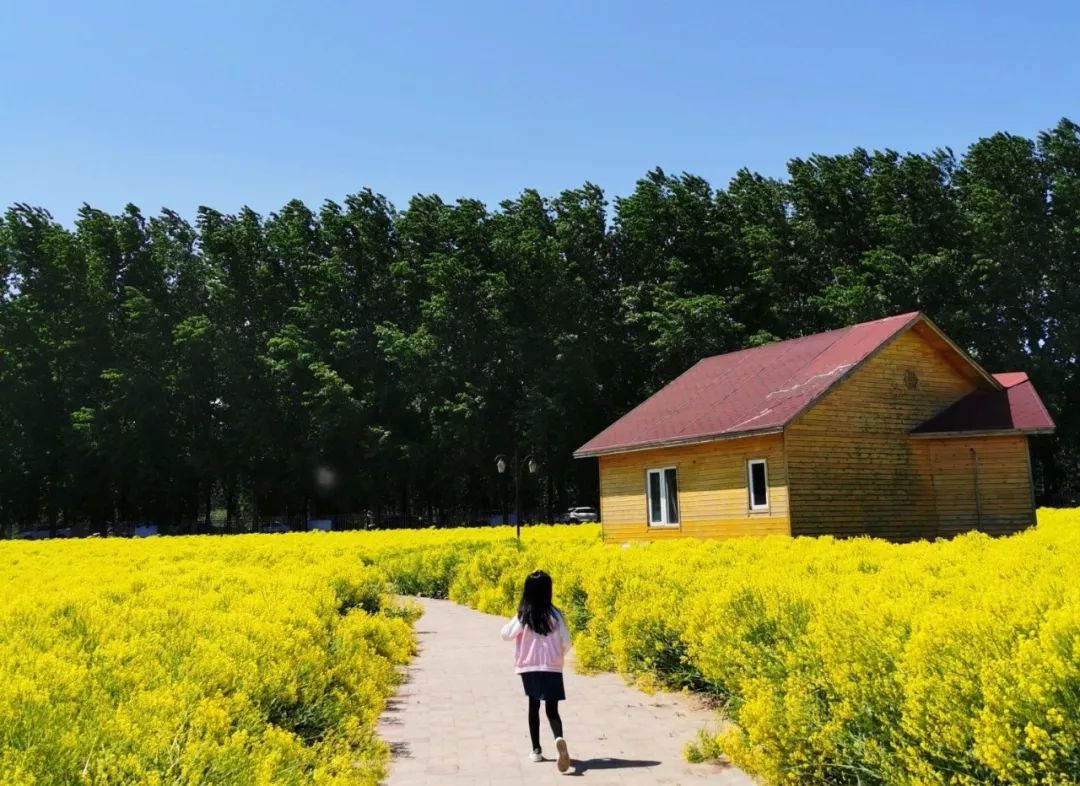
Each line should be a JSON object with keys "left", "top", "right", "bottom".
{"left": 520, "top": 671, "right": 566, "bottom": 701}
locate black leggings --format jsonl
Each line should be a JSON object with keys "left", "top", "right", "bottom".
{"left": 527, "top": 698, "right": 563, "bottom": 751}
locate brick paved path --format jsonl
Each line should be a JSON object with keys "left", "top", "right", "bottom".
{"left": 377, "top": 598, "right": 755, "bottom": 785}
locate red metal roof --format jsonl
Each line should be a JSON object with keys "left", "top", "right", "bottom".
{"left": 574, "top": 312, "right": 923, "bottom": 457}
{"left": 911, "top": 372, "right": 1056, "bottom": 436}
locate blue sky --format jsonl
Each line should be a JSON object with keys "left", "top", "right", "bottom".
{"left": 2, "top": 1, "right": 1077, "bottom": 222}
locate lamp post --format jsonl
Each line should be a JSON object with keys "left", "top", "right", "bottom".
{"left": 495, "top": 451, "right": 537, "bottom": 539}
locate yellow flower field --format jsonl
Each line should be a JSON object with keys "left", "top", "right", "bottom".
{"left": 2, "top": 511, "right": 1078, "bottom": 785}
{"left": 0, "top": 536, "right": 418, "bottom": 786}
{"left": 358, "top": 512, "right": 1080, "bottom": 786}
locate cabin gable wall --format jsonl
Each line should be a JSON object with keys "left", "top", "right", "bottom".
{"left": 785, "top": 327, "right": 979, "bottom": 539}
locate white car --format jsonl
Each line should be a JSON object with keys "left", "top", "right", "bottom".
{"left": 563, "top": 506, "right": 599, "bottom": 524}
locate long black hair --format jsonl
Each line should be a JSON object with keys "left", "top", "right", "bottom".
{"left": 517, "top": 570, "right": 558, "bottom": 635}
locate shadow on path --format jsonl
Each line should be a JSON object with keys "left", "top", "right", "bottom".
{"left": 568, "top": 757, "right": 661, "bottom": 775}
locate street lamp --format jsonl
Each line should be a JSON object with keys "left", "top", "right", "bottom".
{"left": 495, "top": 451, "right": 537, "bottom": 539}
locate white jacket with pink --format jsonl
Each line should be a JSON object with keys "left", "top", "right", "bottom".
{"left": 500, "top": 611, "right": 572, "bottom": 673}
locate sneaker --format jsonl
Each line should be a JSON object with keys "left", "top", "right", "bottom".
{"left": 555, "top": 737, "right": 570, "bottom": 773}
{"left": 529, "top": 749, "right": 543, "bottom": 763}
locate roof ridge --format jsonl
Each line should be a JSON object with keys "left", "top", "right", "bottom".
{"left": 694, "top": 311, "right": 921, "bottom": 364}
{"left": 766, "top": 324, "right": 856, "bottom": 399}
{"left": 696, "top": 322, "right": 849, "bottom": 364}
{"left": 992, "top": 371, "right": 1030, "bottom": 388}
{"left": 683, "top": 324, "right": 858, "bottom": 432}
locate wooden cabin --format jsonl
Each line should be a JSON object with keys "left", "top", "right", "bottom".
{"left": 574, "top": 312, "right": 1055, "bottom": 543}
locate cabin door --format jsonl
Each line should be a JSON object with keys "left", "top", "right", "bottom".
{"left": 930, "top": 443, "right": 981, "bottom": 537}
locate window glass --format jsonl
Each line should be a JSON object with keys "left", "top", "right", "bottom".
{"left": 664, "top": 468, "right": 679, "bottom": 523}
{"left": 649, "top": 471, "right": 662, "bottom": 523}
{"left": 749, "top": 461, "right": 768, "bottom": 509}
{"left": 647, "top": 468, "right": 679, "bottom": 525}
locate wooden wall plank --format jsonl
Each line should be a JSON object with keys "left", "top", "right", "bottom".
{"left": 602, "top": 517, "right": 790, "bottom": 544}
{"left": 599, "top": 434, "right": 788, "bottom": 542}
{"left": 923, "top": 435, "right": 1034, "bottom": 536}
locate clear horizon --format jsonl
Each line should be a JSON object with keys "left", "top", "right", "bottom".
{"left": 2, "top": 0, "right": 1078, "bottom": 222}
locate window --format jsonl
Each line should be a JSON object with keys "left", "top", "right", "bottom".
{"left": 646, "top": 467, "right": 679, "bottom": 526}
{"left": 748, "top": 459, "right": 769, "bottom": 511}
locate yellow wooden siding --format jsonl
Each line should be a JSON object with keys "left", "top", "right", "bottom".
{"left": 785, "top": 326, "right": 982, "bottom": 540}
{"left": 922, "top": 435, "right": 1035, "bottom": 536}
{"left": 599, "top": 435, "right": 789, "bottom": 543}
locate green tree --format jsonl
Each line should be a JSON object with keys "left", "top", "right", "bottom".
{"left": 3, "top": 117, "right": 1079, "bottom": 534}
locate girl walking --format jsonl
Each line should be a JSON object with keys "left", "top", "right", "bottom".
{"left": 500, "top": 570, "right": 572, "bottom": 773}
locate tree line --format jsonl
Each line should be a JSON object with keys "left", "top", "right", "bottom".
{"left": 2, "top": 118, "right": 1077, "bottom": 534}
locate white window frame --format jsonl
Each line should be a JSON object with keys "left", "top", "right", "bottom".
{"left": 646, "top": 466, "right": 680, "bottom": 527}
{"left": 747, "top": 459, "right": 769, "bottom": 511}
